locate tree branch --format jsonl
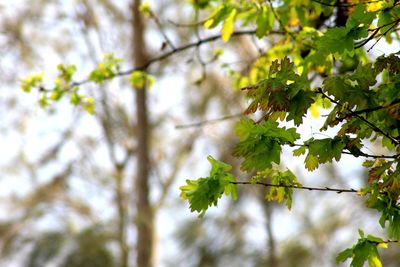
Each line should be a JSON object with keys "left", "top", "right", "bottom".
{"left": 175, "top": 113, "right": 243, "bottom": 129}
{"left": 68, "top": 30, "right": 257, "bottom": 88}
{"left": 317, "top": 88, "right": 400, "bottom": 145}
{"left": 232, "top": 181, "right": 358, "bottom": 193}
{"left": 311, "top": 0, "right": 384, "bottom": 7}
{"left": 291, "top": 142, "right": 400, "bottom": 159}
{"left": 355, "top": 19, "right": 400, "bottom": 50}
{"left": 336, "top": 99, "right": 400, "bottom": 120}
{"left": 149, "top": 10, "right": 176, "bottom": 50}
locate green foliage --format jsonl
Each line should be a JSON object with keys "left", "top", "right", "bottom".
{"left": 128, "top": 70, "right": 155, "bottom": 89}
{"left": 264, "top": 169, "right": 302, "bottom": 210}
{"left": 255, "top": 3, "right": 274, "bottom": 38}
{"left": 316, "top": 5, "right": 376, "bottom": 56}
{"left": 20, "top": 72, "right": 44, "bottom": 93}
{"left": 243, "top": 57, "right": 313, "bottom": 126}
{"left": 89, "top": 53, "right": 122, "bottom": 83}
{"left": 180, "top": 1, "right": 400, "bottom": 264}
{"left": 180, "top": 156, "right": 237, "bottom": 217}
{"left": 336, "top": 230, "right": 386, "bottom": 267}
{"left": 293, "top": 136, "right": 359, "bottom": 171}
{"left": 233, "top": 119, "right": 299, "bottom": 172}
{"left": 139, "top": 1, "right": 151, "bottom": 16}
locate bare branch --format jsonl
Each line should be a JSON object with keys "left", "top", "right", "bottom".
{"left": 232, "top": 181, "right": 358, "bottom": 193}
{"left": 149, "top": 10, "right": 176, "bottom": 50}
{"left": 175, "top": 113, "right": 243, "bottom": 129}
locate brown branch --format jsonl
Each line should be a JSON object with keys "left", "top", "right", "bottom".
{"left": 168, "top": 19, "right": 206, "bottom": 27}
{"left": 175, "top": 113, "right": 243, "bottom": 129}
{"left": 336, "top": 99, "right": 400, "bottom": 121}
{"left": 311, "top": 0, "right": 384, "bottom": 7}
{"left": 341, "top": 150, "right": 400, "bottom": 159}
{"left": 317, "top": 88, "right": 400, "bottom": 145}
{"left": 68, "top": 30, "right": 257, "bottom": 88}
{"left": 291, "top": 143, "right": 400, "bottom": 159}
{"left": 355, "top": 19, "right": 400, "bottom": 50}
{"left": 367, "top": 21, "right": 399, "bottom": 52}
{"left": 354, "top": 27, "right": 381, "bottom": 49}
{"left": 232, "top": 181, "right": 358, "bottom": 193}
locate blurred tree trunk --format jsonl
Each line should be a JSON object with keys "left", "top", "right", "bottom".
{"left": 263, "top": 203, "right": 278, "bottom": 267}
{"left": 131, "top": 1, "right": 154, "bottom": 267}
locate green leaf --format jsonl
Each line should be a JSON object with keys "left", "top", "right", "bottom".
{"left": 221, "top": 8, "right": 237, "bottom": 42}
{"left": 266, "top": 169, "right": 301, "bottom": 210}
{"left": 316, "top": 27, "right": 352, "bottom": 54}
{"left": 139, "top": 1, "right": 151, "bottom": 16}
{"left": 83, "top": 97, "right": 95, "bottom": 114}
{"left": 351, "top": 242, "right": 370, "bottom": 267}
{"left": 287, "top": 90, "right": 314, "bottom": 126}
{"left": 89, "top": 53, "right": 122, "bottom": 84}
{"left": 204, "top": 4, "right": 231, "bottom": 29}
{"left": 20, "top": 72, "right": 44, "bottom": 92}
{"left": 293, "top": 146, "right": 306, "bottom": 156}
{"left": 128, "top": 71, "right": 155, "bottom": 89}
{"left": 233, "top": 119, "right": 299, "bottom": 172}
{"left": 305, "top": 154, "right": 319, "bottom": 171}
{"left": 243, "top": 57, "right": 312, "bottom": 125}
{"left": 336, "top": 248, "right": 353, "bottom": 263}
{"left": 346, "top": 4, "right": 376, "bottom": 30}
{"left": 180, "top": 156, "right": 237, "bottom": 217}
{"left": 255, "top": 4, "right": 273, "bottom": 38}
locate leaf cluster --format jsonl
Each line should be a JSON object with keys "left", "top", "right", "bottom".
{"left": 180, "top": 156, "right": 237, "bottom": 217}
{"left": 233, "top": 118, "right": 299, "bottom": 172}
{"left": 336, "top": 229, "right": 386, "bottom": 267}
{"left": 19, "top": 53, "right": 156, "bottom": 114}
{"left": 263, "top": 169, "right": 301, "bottom": 210}
{"left": 243, "top": 57, "right": 313, "bottom": 126}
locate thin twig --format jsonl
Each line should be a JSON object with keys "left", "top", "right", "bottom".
{"left": 291, "top": 142, "right": 400, "bottom": 159}
{"left": 354, "top": 27, "right": 381, "bottom": 49}
{"left": 317, "top": 88, "right": 400, "bottom": 145}
{"left": 311, "top": 0, "right": 384, "bottom": 7}
{"left": 354, "top": 19, "right": 400, "bottom": 50}
{"left": 175, "top": 113, "right": 243, "bottom": 129}
{"left": 232, "top": 181, "right": 358, "bottom": 193}
{"left": 168, "top": 19, "right": 206, "bottom": 27}
{"left": 149, "top": 10, "right": 176, "bottom": 50}
{"left": 341, "top": 150, "right": 400, "bottom": 159}
{"left": 266, "top": 0, "right": 296, "bottom": 40}
{"left": 368, "top": 21, "right": 399, "bottom": 52}
{"left": 336, "top": 99, "right": 400, "bottom": 121}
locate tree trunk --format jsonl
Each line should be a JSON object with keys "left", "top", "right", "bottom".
{"left": 263, "top": 203, "right": 278, "bottom": 267}
{"left": 131, "top": 1, "right": 154, "bottom": 267}
{"left": 115, "top": 165, "right": 129, "bottom": 267}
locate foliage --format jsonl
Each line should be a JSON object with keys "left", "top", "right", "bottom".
{"left": 336, "top": 229, "right": 387, "bottom": 267}
{"left": 180, "top": 156, "right": 237, "bottom": 217}
{"left": 19, "top": 52, "right": 156, "bottom": 114}
{"left": 180, "top": 0, "right": 400, "bottom": 265}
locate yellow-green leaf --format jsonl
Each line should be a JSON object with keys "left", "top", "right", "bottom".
{"left": 221, "top": 8, "right": 236, "bottom": 42}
